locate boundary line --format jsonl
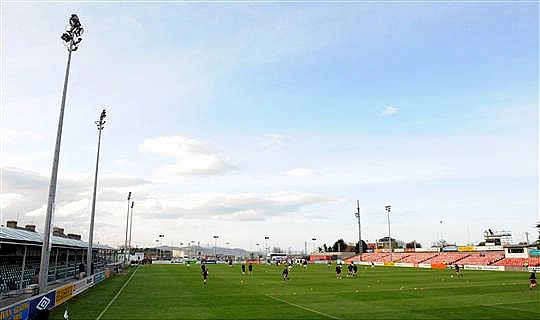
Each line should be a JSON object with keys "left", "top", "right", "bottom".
{"left": 265, "top": 294, "right": 340, "bottom": 319}
{"left": 96, "top": 266, "right": 139, "bottom": 320}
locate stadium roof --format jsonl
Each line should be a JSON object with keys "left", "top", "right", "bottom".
{"left": 0, "top": 226, "right": 113, "bottom": 250}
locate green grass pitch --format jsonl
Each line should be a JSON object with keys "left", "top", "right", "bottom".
{"left": 50, "top": 264, "right": 539, "bottom": 319}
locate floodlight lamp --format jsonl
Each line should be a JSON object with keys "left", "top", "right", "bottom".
{"left": 70, "top": 14, "right": 80, "bottom": 27}
{"left": 74, "top": 28, "right": 84, "bottom": 37}
{"left": 61, "top": 33, "right": 72, "bottom": 42}
{"left": 131, "top": 201, "right": 134, "bottom": 208}
{"left": 128, "top": 192, "right": 131, "bottom": 200}
{"left": 100, "top": 109, "right": 107, "bottom": 121}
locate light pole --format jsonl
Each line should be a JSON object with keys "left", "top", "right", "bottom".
{"left": 155, "top": 240, "right": 159, "bottom": 259}
{"left": 354, "top": 200, "right": 362, "bottom": 259}
{"left": 87, "top": 109, "right": 107, "bottom": 277}
{"left": 385, "top": 205, "right": 392, "bottom": 262}
{"left": 123, "top": 192, "right": 131, "bottom": 266}
{"left": 39, "top": 13, "right": 84, "bottom": 293}
{"left": 158, "top": 234, "right": 164, "bottom": 260}
{"left": 128, "top": 201, "right": 134, "bottom": 261}
{"left": 311, "top": 238, "right": 317, "bottom": 253}
{"left": 256, "top": 243, "right": 260, "bottom": 259}
{"left": 265, "top": 236, "right": 270, "bottom": 258}
{"left": 213, "top": 236, "right": 219, "bottom": 259}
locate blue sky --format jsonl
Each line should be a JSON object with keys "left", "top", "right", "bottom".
{"left": 1, "top": 2, "right": 538, "bottom": 252}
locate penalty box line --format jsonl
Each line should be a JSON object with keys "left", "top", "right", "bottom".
{"left": 96, "top": 266, "right": 140, "bottom": 320}
{"left": 265, "top": 294, "right": 340, "bottom": 320}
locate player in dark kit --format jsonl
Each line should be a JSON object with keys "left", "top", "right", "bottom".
{"left": 353, "top": 263, "right": 358, "bottom": 277}
{"left": 347, "top": 264, "right": 353, "bottom": 277}
{"left": 241, "top": 263, "right": 246, "bottom": 275}
{"left": 201, "top": 263, "right": 206, "bottom": 273}
{"left": 530, "top": 271, "right": 537, "bottom": 289}
{"left": 335, "top": 265, "right": 342, "bottom": 279}
{"left": 202, "top": 268, "right": 208, "bottom": 285}
{"left": 454, "top": 264, "right": 463, "bottom": 278}
{"left": 248, "top": 263, "right": 253, "bottom": 275}
{"left": 282, "top": 266, "right": 289, "bottom": 280}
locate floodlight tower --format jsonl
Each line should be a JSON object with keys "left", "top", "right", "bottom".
{"left": 158, "top": 234, "right": 165, "bottom": 260}
{"left": 385, "top": 205, "right": 392, "bottom": 262}
{"left": 213, "top": 235, "right": 219, "bottom": 259}
{"left": 128, "top": 201, "right": 134, "bottom": 259}
{"left": 354, "top": 200, "right": 362, "bottom": 259}
{"left": 264, "top": 236, "right": 270, "bottom": 258}
{"left": 87, "top": 109, "right": 107, "bottom": 276}
{"left": 123, "top": 192, "right": 131, "bottom": 266}
{"left": 39, "top": 13, "right": 84, "bottom": 293}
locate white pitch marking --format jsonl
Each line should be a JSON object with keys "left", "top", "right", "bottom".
{"left": 96, "top": 266, "right": 139, "bottom": 320}
{"left": 266, "top": 295, "right": 340, "bottom": 319}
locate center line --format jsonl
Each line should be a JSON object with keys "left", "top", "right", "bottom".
{"left": 266, "top": 294, "right": 340, "bottom": 319}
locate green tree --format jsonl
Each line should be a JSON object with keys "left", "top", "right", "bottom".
{"left": 332, "top": 239, "right": 347, "bottom": 252}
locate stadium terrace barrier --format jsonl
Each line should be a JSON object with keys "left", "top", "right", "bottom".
{"left": 415, "top": 248, "right": 440, "bottom": 252}
{"left": 418, "top": 263, "right": 432, "bottom": 269}
{"left": 464, "top": 265, "right": 505, "bottom": 271}
{"left": 54, "top": 284, "right": 74, "bottom": 306}
{"left": 393, "top": 263, "right": 415, "bottom": 268}
{"left": 529, "top": 250, "right": 540, "bottom": 257}
{"left": 474, "top": 245, "right": 503, "bottom": 251}
{"left": 458, "top": 246, "right": 475, "bottom": 252}
{"left": 0, "top": 270, "right": 112, "bottom": 320}
{"left": 74, "top": 276, "right": 94, "bottom": 295}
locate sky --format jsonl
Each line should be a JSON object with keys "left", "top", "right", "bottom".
{"left": 0, "top": 1, "right": 538, "bottom": 253}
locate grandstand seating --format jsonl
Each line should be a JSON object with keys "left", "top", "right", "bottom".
{"left": 492, "top": 257, "right": 540, "bottom": 267}
{"left": 379, "top": 253, "right": 410, "bottom": 263}
{"left": 357, "top": 253, "right": 390, "bottom": 262}
{"left": 398, "top": 253, "right": 438, "bottom": 264}
{"left": 421, "top": 253, "right": 470, "bottom": 265}
{"left": 0, "top": 255, "right": 109, "bottom": 294}
{"left": 457, "top": 252, "right": 505, "bottom": 266}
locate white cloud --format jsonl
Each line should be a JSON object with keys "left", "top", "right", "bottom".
{"left": 113, "top": 159, "right": 128, "bottom": 166}
{"left": 0, "top": 193, "right": 24, "bottom": 209}
{"left": 381, "top": 106, "right": 398, "bottom": 116}
{"left": 139, "top": 136, "right": 235, "bottom": 177}
{"left": 286, "top": 168, "right": 316, "bottom": 177}
{"left": 139, "top": 191, "right": 335, "bottom": 221}
{"left": 55, "top": 199, "right": 90, "bottom": 218}
{"left": 1, "top": 130, "right": 44, "bottom": 142}
{"left": 262, "top": 133, "right": 291, "bottom": 153}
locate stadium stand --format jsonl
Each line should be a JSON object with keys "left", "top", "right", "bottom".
{"left": 422, "top": 253, "right": 469, "bottom": 265}
{"left": 378, "top": 253, "right": 410, "bottom": 263}
{"left": 0, "top": 225, "right": 116, "bottom": 295}
{"left": 398, "top": 253, "right": 438, "bottom": 264}
{"left": 457, "top": 252, "right": 505, "bottom": 266}
{"left": 357, "top": 252, "right": 390, "bottom": 262}
{"left": 491, "top": 258, "right": 540, "bottom": 267}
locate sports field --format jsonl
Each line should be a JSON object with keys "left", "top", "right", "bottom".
{"left": 50, "top": 264, "right": 539, "bottom": 319}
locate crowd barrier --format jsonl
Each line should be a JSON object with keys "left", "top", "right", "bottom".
{"left": 1, "top": 270, "right": 109, "bottom": 320}
{"left": 463, "top": 265, "right": 505, "bottom": 271}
